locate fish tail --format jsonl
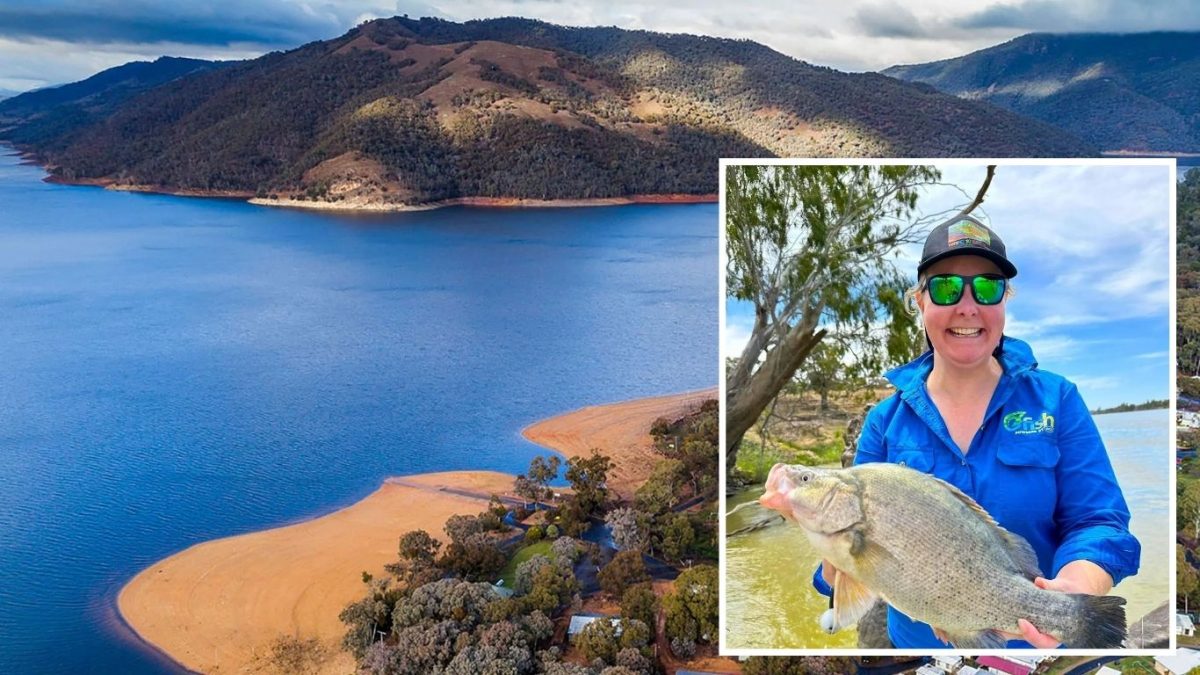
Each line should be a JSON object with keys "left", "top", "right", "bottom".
{"left": 1062, "top": 594, "right": 1126, "bottom": 648}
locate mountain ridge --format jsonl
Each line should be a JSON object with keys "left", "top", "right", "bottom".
{"left": 1, "top": 16, "right": 1095, "bottom": 207}
{"left": 883, "top": 31, "right": 1200, "bottom": 153}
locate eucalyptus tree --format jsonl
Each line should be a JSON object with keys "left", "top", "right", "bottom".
{"left": 725, "top": 164, "right": 956, "bottom": 464}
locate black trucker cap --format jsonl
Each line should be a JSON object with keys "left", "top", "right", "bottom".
{"left": 918, "top": 214, "right": 1018, "bottom": 279}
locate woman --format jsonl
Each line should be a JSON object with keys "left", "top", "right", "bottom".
{"left": 814, "top": 214, "right": 1140, "bottom": 649}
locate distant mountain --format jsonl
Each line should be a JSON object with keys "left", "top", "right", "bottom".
{"left": 0, "top": 56, "right": 231, "bottom": 153}
{"left": 1, "top": 17, "right": 1093, "bottom": 205}
{"left": 883, "top": 32, "right": 1200, "bottom": 153}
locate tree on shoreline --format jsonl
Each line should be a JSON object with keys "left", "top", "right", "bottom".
{"left": 725, "top": 165, "right": 994, "bottom": 471}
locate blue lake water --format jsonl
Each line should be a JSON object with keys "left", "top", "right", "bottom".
{"left": 0, "top": 150, "right": 717, "bottom": 673}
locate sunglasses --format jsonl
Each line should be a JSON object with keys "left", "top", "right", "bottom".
{"left": 925, "top": 274, "right": 1007, "bottom": 306}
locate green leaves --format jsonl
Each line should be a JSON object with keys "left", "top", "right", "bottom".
{"left": 725, "top": 164, "right": 942, "bottom": 452}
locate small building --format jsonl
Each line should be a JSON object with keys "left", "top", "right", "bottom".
{"left": 1156, "top": 648, "right": 1200, "bottom": 675}
{"left": 567, "top": 613, "right": 621, "bottom": 637}
{"left": 914, "top": 665, "right": 945, "bottom": 675}
{"left": 1177, "top": 613, "right": 1196, "bottom": 636}
{"left": 1003, "top": 655, "right": 1045, "bottom": 670}
{"left": 957, "top": 667, "right": 980, "bottom": 675}
{"left": 975, "top": 656, "right": 1031, "bottom": 675}
{"left": 1096, "top": 666, "right": 1122, "bottom": 675}
{"left": 933, "top": 655, "right": 963, "bottom": 672}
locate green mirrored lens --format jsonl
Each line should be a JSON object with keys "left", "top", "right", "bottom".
{"left": 927, "top": 275, "right": 964, "bottom": 305}
{"left": 972, "top": 276, "right": 1006, "bottom": 305}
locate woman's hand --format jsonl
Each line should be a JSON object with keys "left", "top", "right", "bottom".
{"left": 1035, "top": 560, "right": 1113, "bottom": 596}
{"left": 1004, "top": 561, "right": 1115, "bottom": 647}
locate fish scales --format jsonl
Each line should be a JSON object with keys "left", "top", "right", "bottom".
{"left": 849, "top": 465, "right": 1073, "bottom": 636}
{"left": 759, "top": 462, "right": 1126, "bottom": 648}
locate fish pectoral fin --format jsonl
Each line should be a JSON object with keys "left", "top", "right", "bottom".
{"left": 832, "top": 568, "right": 880, "bottom": 631}
{"left": 944, "top": 629, "right": 1007, "bottom": 650}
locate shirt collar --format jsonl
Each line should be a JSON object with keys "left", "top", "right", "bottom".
{"left": 885, "top": 335, "right": 1038, "bottom": 393}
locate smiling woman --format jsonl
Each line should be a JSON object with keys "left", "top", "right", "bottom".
{"left": 722, "top": 159, "right": 1173, "bottom": 654}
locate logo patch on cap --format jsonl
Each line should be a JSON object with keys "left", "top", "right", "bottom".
{"left": 948, "top": 220, "right": 991, "bottom": 249}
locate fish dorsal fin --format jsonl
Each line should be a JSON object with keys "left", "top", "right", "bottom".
{"left": 924, "top": 472, "right": 1042, "bottom": 579}
{"left": 832, "top": 567, "right": 880, "bottom": 631}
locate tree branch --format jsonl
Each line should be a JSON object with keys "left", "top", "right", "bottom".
{"left": 957, "top": 165, "right": 996, "bottom": 218}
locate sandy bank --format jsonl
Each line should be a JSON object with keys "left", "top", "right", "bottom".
{"left": 248, "top": 193, "right": 717, "bottom": 213}
{"left": 117, "top": 471, "right": 516, "bottom": 674}
{"left": 523, "top": 388, "right": 717, "bottom": 499}
{"left": 118, "top": 389, "right": 716, "bottom": 673}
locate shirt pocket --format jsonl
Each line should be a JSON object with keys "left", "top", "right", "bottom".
{"left": 993, "top": 436, "right": 1059, "bottom": 523}
{"left": 995, "top": 437, "right": 1060, "bottom": 469}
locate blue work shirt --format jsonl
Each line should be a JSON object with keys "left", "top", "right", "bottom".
{"left": 813, "top": 336, "right": 1140, "bottom": 648}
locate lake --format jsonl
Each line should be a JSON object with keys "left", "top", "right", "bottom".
{"left": 724, "top": 408, "right": 1171, "bottom": 650}
{"left": 0, "top": 149, "right": 717, "bottom": 673}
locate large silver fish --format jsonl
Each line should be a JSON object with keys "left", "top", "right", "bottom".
{"left": 759, "top": 462, "right": 1126, "bottom": 649}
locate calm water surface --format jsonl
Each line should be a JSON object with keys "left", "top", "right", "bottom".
{"left": 725, "top": 408, "right": 1171, "bottom": 649}
{"left": 0, "top": 150, "right": 716, "bottom": 673}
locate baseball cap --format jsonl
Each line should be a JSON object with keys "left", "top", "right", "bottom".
{"left": 917, "top": 214, "right": 1018, "bottom": 279}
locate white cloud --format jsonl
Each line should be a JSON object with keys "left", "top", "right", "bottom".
{"left": 1021, "top": 334, "right": 1084, "bottom": 363}
{"left": 0, "top": 36, "right": 266, "bottom": 91}
{"left": 1062, "top": 374, "right": 1120, "bottom": 391}
{"left": 915, "top": 164, "right": 1171, "bottom": 331}
{"left": 4, "top": 0, "right": 1197, "bottom": 89}
{"left": 723, "top": 318, "right": 751, "bottom": 360}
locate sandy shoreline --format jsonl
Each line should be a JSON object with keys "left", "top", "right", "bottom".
{"left": 523, "top": 388, "right": 717, "bottom": 499}
{"left": 247, "top": 193, "right": 718, "bottom": 212}
{"left": 117, "top": 389, "right": 714, "bottom": 674}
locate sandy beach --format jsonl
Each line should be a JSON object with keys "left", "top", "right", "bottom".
{"left": 118, "top": 389, "right": 715, "bottom": 673}
{"left": 249, "top": 193, "right": 717, "bottom": 213}
{"left": 523, "top": 388, "right": 717, "bottom": 499}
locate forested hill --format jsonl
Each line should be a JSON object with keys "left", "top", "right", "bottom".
{"left": 1178, "top": 169, "right": 1200, "bottom": 377}
{"left": 883, "top": 32, "right": 1200, "bottom": 153}
{"left": 1, "top": 17, "right": 1093, "bottom": 206}
{"left": 0, "top": 57, "right": 231, "bottom": 153}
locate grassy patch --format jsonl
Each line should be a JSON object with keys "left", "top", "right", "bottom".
{"left": 1038, "top": 656, "right": 1089, "bottom": 675}
{"left": 497, "top": 539, "right": 554, "bottom": 588}
{"left": 736, "top": 431, "right": 844, "bottom": 483}
{"left": 1111, "top": 655, "right": 1157, "bottom": 675}
{"left": 1179, "top": 632, "right": 1200, "bottom": 648}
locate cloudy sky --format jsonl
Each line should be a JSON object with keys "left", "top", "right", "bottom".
{"left": 723, "top": 162, "right": 1173, "bottom": 410}
{"left": 3, "top": 0, "right": 1200, "bottom": 93}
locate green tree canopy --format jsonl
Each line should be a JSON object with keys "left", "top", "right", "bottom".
{"left": 725, "top": 164, "right": 990, "bottom": 466}
{"left": 662, "top": 565, "right": 718, "bottom": 644}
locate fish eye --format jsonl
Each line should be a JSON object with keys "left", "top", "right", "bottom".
{"left": 799, "top": 472, "right": 812, "bottom": 483}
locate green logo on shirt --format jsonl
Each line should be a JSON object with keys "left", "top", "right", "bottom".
{"left": 1003, "top": 411, "right": 1055, "bottom": 435}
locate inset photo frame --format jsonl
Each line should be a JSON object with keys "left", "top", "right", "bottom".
{"left": 719, "top": 159, "right": 1175, "bottom": 658}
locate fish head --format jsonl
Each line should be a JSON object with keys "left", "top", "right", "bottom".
{"left": 759, "top": 463, "right": 863, "bottom": 533}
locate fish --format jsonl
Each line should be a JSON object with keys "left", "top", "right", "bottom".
{"left": 758, "top": 462, "right": 1127, "bottom": 649}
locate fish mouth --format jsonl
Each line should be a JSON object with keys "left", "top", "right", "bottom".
{"left": 760, "top": 464, "right": 822, "bottom": 523}
{"left": 759, "top": 463, "right": 796, "bottom": 517}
